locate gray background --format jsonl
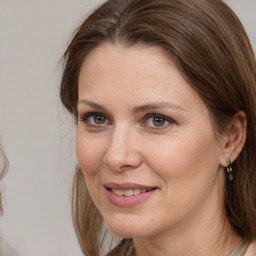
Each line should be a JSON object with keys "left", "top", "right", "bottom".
{"left": 0, "top": 0, "right": 255, "bottom": 255}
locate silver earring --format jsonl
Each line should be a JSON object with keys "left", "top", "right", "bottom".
{"left": 226, "top": 159, "right": 233, "bottom": 181}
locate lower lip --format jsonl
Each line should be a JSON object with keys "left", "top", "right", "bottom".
{"left": 106, "top": 189, "right": 156, "bottom": 207}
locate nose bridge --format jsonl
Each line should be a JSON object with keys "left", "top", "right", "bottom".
{"left": 103, "top": 123, "right": 141, "bottom": 171}
{"left": 110, "top": 123, "right": 130, "bottom": 150}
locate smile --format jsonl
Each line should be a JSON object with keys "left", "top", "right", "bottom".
{"left": 111, "top": 188, "right": 147, "bottom": 196}
{"left": 104, "top": 183, "right": 158, "bottom": 207}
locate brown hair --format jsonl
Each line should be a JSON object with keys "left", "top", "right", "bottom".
{"left": 0, "top": 141, "right": 8, "bottom": 215}
{"left": 60, "top": 0, "right": 256, "bottom": 255}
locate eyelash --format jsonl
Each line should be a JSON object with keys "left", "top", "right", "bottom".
{"left": 79, "top": 112, "right": 110, "bottom": 128}
{"left": 142, "top": 113, "right": 174, "bottom": 130}
{"left": 79, "top": 112, "right": 175, "bottom": 130}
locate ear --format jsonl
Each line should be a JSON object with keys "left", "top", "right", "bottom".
{"left": 219, "top": 111, "right": 247, "bottom": 167}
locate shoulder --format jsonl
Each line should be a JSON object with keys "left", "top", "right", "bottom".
{"left": 244, "top": 241, "right": 256, "bottom": 256}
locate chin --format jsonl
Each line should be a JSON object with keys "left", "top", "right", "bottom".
{"left": 104, "top": 213, "right": 154, "bottom": 239}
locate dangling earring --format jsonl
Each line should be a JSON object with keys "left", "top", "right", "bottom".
{"left": 226, "top": 159, "right": 233, "bottom": 181}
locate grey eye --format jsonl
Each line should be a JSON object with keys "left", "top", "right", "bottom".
{"left": 152, "top": 117, "right": 166, "bottom": 127}
{"left": 94, "top": 115, "right": 106, "bottom": 124}
{"left": 143, "top": 113, "right": 174, "bottom": 129}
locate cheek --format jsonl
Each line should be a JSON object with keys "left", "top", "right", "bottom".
{"left": 144, "top": 132, "right": 220, "bottom": 183}
{"left": 143, "top": 135, "right": 222, "bottom": 220}
{"left": 76, "top": 133, "right": 105, "bottom": 175}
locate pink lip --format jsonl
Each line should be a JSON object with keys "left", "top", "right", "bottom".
{"left": 104, "top": 183, "right": 158, "bottom": 207}
{"left": 104, "top": 182, "right": 156, "bottom": 190}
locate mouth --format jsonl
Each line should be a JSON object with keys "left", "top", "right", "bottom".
{"left": 110, "top": 188, "right": 151, "bottom": 197}
{"left": 104, "top": 183, "right": 158, "bottom": 205}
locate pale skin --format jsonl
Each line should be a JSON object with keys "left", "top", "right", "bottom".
{"left": 76, "top": 43, "right": 247, "bottom": 256}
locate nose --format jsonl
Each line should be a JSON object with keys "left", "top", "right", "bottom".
{"left": 103, "top": 125, "right": 143, "bottom": 172}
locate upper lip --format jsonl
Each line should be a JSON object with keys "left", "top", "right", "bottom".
{"left": 104, "top": 182, "right": 158, "bottom": 191}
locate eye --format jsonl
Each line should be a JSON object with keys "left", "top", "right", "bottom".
{"left": 79, "top": 112, "right": 110, "bottom": 127}
{"left": 142, "top": 113, "right": 174, "bottom": 129}
{"left": 151, "top": 116, "right": 166, "bottom": 127}
{"left": 90, "top": 114, "right": 106, "bottom": 125}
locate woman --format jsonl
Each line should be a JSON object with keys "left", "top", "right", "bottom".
{"left": 60, "top": 0, "right": 256, "bottom": 255}
{"left": 0, "top": 142, "right": 20, "bottom": 255}
{"left": 0, "top": 142, "right": 8, "bottom": 216}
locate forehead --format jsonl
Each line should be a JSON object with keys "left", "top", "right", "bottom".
{"left": 79, "top": 43, "right": 172, "bottom": 77}
{"left": 78, "top": 43, "right": 188, "bottom": 94}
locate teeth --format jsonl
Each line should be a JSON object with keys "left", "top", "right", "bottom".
{"left": 115, "top": 190, "right": 124, "bottom": 196}
{"left": 124, "top": 189, "right": 133, "bottom": 196}
{"left": 133, "top": 189, "right": 140, "bottom": 195}
{"left": 112, "top": 188, "right": 147, "bottom": 196}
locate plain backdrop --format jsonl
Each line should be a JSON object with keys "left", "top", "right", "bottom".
{"left": 0, "top": 0, "right": 255, "bottom": 255}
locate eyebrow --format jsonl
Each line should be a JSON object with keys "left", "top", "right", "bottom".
{"left": 78, "top": 99, "right": 106, "bottom": 110}
{"left": 78, "top": 99, "right": 185, "bottom": 112}
{"left": 134, "top": 103, "right": 185, "bottom": 113}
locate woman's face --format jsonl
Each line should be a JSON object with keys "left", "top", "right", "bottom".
{"left": 76, "top": 43, "right": 226, "bottom": 239}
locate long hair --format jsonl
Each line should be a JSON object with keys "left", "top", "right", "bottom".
{"left": 60, "top": 0, "right": 256, "bottom": 255}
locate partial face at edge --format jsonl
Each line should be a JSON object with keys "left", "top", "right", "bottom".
{"left": 76, "top": 43, "right": 226, "bottom": 239}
